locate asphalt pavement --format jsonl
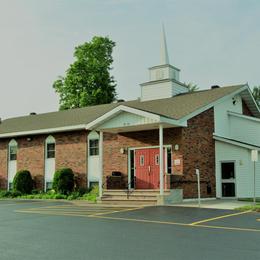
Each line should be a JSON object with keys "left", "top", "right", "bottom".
{"left": 0, "top": 200, "right": 259, "bottom": 260}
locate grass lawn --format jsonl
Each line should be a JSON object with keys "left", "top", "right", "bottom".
{"left": 237, "top": 204, "right": 260, "bottom": 212}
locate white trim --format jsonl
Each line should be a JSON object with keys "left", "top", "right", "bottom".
{"left": 86, "top": 105, "right": 160, "bottom": 130}
{"left": 128, "top": 145, "right": 171, "bottom": 151}
{"left": 213, "top": 135, "right": 260, "bottom": 150}
{"left": 86, "top": 105, "right": 184, "bottom": 130}
{"left": 7, "top": 139, "right": 18, "bottom": 190}
{"left": 159, "top": 124, "right": 164, "bottom": 195}
{"left": 242, "top": 84, "right": 260, "bottom": 114}
{"left": 179, "top": 85, "right": 250, "bottom": 122}
{"left": 220, "top": 161, "right": 237, "bottom": 198}
{"left": 99, "top": 131, "right": 103, "bottom": 198}
{"left": 228, "top": 111, "right": 260, "bottom": 123}
{"left": 128, "top": 145, "right": 172, "bottom": 190}
{"left": 0, "top": 125, "right": 86, "bottom": 138}
{"left": 44, "top": 135, "right": 56, "bottom": 192}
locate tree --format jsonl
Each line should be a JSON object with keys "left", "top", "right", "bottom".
{"left": 53, "top": 36, "right": 117, "bottom": 110}
{"left": 186, "top": 82, "right": 199, "bottom": 92}
{"left": 252, "top": 86, "right": 260, "bottom": 106}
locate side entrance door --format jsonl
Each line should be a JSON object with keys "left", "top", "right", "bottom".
{"left": 221, "top": 161, "right": 236, "bottom": 197}
{"left": 135, "top": 148, "right": 164, "bottom": 189}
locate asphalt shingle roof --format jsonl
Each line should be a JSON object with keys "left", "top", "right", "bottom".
{"left": 0, "top": 84, "right": 245, "bottom": 135}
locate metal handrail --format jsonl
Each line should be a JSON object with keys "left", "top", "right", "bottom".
{"left": 125, "top": 177, "right": 136, "bottom": 199}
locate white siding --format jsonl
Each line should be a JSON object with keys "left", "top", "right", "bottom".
{"left": 216, "top": 141, "right": 260, "bottom": 198}
{"left": 214, "top": 95, "right": 242, "bottom": 137}
{"left": 88, "top": 131, "right": 100, "bottom": 186}
{"left": 100, "top": 111, "right": 158, "bottom": 129}
{"left": 141, "top": 81, "right": 173, "bottom": 101}
{"left": 44, "top": 135, "right": 55, "bottom": 190}
{"left": 8, "top": 161, "right": 16, "bottom": 187}
{"left": 172, "top": 82, "right": 188, "bottom": 96}
{"left": 229, "top": 114, "right": 260, "bottom": 147}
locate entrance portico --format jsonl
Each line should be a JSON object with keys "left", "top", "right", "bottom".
{"left": 86, "top": 105, "right": 186, "bottom": 198}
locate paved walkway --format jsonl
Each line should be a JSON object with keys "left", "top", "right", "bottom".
{"left": 173, "top": 199, "right": 254, "bottom": 210}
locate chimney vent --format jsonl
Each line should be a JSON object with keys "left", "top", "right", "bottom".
{"left": 30, "top": 112, "right": 37, "bottom": 115}
{"left": 211, "top": 85, "right": 220, "bottom": 89}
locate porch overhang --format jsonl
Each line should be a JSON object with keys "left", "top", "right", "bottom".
{"left": 85, "top": 105, "right": 187, "bottom": 133}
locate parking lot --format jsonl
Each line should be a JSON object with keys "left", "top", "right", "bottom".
{"left": 1, "top": 200, "right": 260, "bottom": 259}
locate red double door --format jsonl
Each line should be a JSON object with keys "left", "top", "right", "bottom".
{"left": 135, "top": 148, "right": 165, "bottom": 189}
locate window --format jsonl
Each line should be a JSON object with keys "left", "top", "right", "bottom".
{"left": 47, "top": 143, "right": 55, "bottom": 158}
{"left": 46, "top": 182, "right": 53, "bottom": 190}
{"left": 155, "top": 154, "right": 159, "bottom": 165}
{"left": 8, "top": 182, "right": 13, "bottom": 190}
{"left": 167, "top": 147, "right": 172, "bottom": 174}
{"left": 140, "top": 155, "right": 144, "bottom": 166}
{"left": 89, "top": 139, "right": 99, "bottom": 156}
{"left": 9, "top": 145, "right": 17, "bottom": 161}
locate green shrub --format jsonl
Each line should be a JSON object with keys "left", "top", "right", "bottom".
{"left": 13, "top": 170, "right": 33, "bottom": 194}
{"left": 0, "top": 190, "right": 12, "bottom": 198}
{"left": 67, "top": 191, "right": 81, "bottom": 200}
{"left": 81, "top": 184, "right": 99, "bottom": 202}
{"left": 52, "top": 168, "right": 74, "bottom": 195}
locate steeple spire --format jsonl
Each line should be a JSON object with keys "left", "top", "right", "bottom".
{"left": 160, "top": 24, "right": 169, "bottom": 65}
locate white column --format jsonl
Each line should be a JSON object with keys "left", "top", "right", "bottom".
{"left": 99, "top": 131, "right": 103, "bottom": 198}
{"left": 159, "top": 124, "right": 164, "bottom": 195}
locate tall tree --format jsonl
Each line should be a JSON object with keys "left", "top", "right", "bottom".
{"left": 186, "top": 82, "right": 199, "bottom": 92}
{"left": 53, "top": 36, "right": 117, "bottom": 110}
{"left": 252, "top": 86, "right": 260, "bottom": 106}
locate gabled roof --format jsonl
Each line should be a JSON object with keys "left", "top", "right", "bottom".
{"left": 0, "top": 84, "right": 257, "bottom": 137}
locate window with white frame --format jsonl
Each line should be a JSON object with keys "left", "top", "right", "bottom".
{"left": 89, "top": 139, "right": 99, "bottom": 156}
{"left": 47, "top": 143, "right": 55, "bottom": 158}
{"left": 9, "top": 145, "right": 17, "bottom": 161}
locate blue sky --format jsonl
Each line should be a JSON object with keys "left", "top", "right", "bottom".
{"left": 0, "top": 0, "right": 259, "bottom": 118}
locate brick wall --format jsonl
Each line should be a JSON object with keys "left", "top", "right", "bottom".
{"left": 180, "top": 108, "right": 215, "bottom": 198}
{"left": 55, "top": 131, "right": 87, "bottom": 188}
{"left": 103, "top": 108, "right": 215, "bottom": 199}
{"left": 103, "top": 128, "right": 182, "bottom": 188}
{"left": 0, "top": 131, "right": 88, "bottom": 190}
{"left": 17, "top": 136, "right": 45, "bottom": 189}
{"left": 0, "top": 140, "right": 8, "bottom": 189}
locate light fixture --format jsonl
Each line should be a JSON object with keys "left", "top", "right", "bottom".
{"left": 174, "top": 144, "right": 179, "bottom": 151}
{"left": 120, "top": 148, "right": 126, "bottom": 154}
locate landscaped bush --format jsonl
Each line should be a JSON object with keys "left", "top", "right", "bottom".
{"left": 52, "top": 168, "right": 74, "bottom": 195}
{"left": 81, "top": 184, "right": 99, "bottom": 202}
{"left": 13, "top": 170, "right": 33, "bottom": 194}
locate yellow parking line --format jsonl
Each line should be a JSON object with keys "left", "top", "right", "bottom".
{"left": 89, "top": 206, "right": 143, "bottom": 217}
{"left": 16, "top": 209, "right": 115, "bottom": 216}
{"left": 189, "top": 210, "right": 252, "bottom": 226}
{"left": 16, "top": 210, "right": 97, "bottom": 217}
{"left": 92, "top": 215, "right": 260, "bottom": 232}
{"left": 0, "top": 201, "right": 52, "bottom": 206}
{"left": 15, "top": 208, "right": 260, "bottom": 233}
{"left": 196, "top": 224, "right": 260, "bottom": 233}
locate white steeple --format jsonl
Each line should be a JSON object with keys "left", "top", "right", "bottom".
{"left": 160, "top": 24, "right": 169, "bottom": 65}
{"left": 140, "top": 26, "right": 188, "bottom": 101}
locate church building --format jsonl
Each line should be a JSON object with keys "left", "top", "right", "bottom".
{"left": 0, "top": 29, "right": 259, "bottom": 204}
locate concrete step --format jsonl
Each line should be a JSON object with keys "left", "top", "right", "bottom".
{"left": 103, "top": 190, "right": 170, "bottom": 196}
{"left": 102, "top": 195, "right": 157, "bottom": 201}
{"left": 100, "top": 199, "right": 157, "bottom": 206}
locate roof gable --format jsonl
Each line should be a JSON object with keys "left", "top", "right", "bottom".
{"left": 0, "top": 84, "right": 256, "bottom": 137}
